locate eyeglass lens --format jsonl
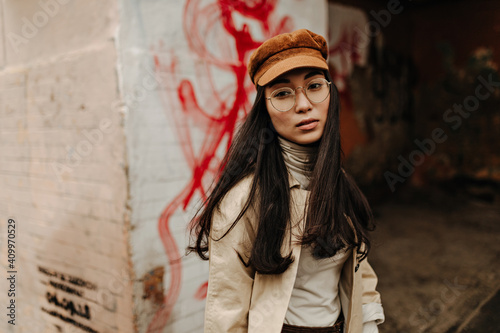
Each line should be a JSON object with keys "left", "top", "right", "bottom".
{"left": 270, "top": 78, "right": 330, "bottom": 112}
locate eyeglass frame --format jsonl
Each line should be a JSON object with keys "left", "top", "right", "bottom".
{"left": 265, "top": 78, "right": 332, "bottom": 112}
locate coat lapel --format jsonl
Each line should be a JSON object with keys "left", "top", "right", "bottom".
{"left": 248, "top": 173, "right": 359, "bottom": 333}
{"left": 248, "top": 174, "right": 307, "bottom": 333}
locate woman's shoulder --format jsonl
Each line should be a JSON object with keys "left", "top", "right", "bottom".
{"left": 212, "top": 173, "right": 258, "bottom": 238}
{"left": 218, "top": 173, "right": 255, "bottom": 209}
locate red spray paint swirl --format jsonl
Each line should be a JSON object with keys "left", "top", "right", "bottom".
{"left": 147, "top": 1, "right": 293, "bottom": 331}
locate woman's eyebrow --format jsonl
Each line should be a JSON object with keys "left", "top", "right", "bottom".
{"left": 268, "top": 70, "right": 324, "bottom": 88}
{"left": 268, "top": 78, "right": 290, "bottom": 88}
{"left": 304, "top": 70, "right": 323, "bottom": 80}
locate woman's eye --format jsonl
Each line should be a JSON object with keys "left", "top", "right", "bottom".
{"left": 274, "top": 90, "right": 293, "bottom": 99}
{"left": 308, "top": 83, "right": 323, "bottom": 91}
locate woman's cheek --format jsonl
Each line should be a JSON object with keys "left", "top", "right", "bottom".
{"left": 270, "top": 114, "right": 291, "bottom": 136}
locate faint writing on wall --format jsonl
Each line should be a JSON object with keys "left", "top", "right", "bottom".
{"left": 38, "top": 265, "right": 99, "bottom": 333}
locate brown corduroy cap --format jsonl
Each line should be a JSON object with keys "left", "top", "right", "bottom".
{"left": 248, "top": 29, "right": 329, "bottom": 86}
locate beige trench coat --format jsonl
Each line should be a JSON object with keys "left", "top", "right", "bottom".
{"left": 204, "top": 174, "right": 382, "bottom": 333}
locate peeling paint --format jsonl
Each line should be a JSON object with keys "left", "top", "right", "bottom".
{"left": 142, "top": 266, "right": 165, "bottom": 306}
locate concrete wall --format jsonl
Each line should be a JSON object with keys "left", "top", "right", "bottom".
{"left": 118, "top": 1, "right": 328, "bottom": 332}
{"left": 0, "top": 1, "right": 133, "bottom": 333}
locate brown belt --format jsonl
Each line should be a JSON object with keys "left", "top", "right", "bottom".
{"left": 281, "top": 312, "right": 344, "bottom": 333}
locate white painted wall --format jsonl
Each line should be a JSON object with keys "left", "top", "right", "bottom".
{"left": 0, "top": 1, "right": 133, "bottom": 333}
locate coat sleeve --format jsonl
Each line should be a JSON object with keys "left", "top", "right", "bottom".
{"left": 204, "top": 180, "right": 257, "bottom": 333}
{"left": 359, "top": 258, "right": 385, "bottom": 326}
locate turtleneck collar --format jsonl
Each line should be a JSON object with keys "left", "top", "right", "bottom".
{"left": 277, "top": 136, "right": 318, "bottom": 190}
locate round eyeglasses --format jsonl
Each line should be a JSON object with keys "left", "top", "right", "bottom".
{"left": 266, "top": 78, "right": 331, "bottom": 112}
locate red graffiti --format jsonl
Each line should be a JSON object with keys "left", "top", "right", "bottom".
{"left": 328, "top": 28, "right": 365, "bottom": 90}
{"left": 194, "top": 281, "right": 208, "bottom": 301}
{"left": 328, "top": 19, "right": 370, "bottom": 156}
{"left": 147, "top": 1, "right": 293, "bottom": 331}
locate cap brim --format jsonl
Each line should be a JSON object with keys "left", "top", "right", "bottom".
{"left": 257, "top": 55, "right": 329, "bottom": 86}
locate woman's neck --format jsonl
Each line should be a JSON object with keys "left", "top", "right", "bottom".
{"left": 277, "top": 136, "right": 318, "bottom": 190}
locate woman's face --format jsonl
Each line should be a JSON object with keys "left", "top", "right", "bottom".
{"left": 264, "top": 68, "right": 330, "bottom": 145}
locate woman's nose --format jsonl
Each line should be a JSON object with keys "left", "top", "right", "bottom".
{"left": 294, "top": 88, "right": 312, "bottom": 113}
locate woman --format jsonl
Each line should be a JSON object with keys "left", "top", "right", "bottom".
{"left": 188, "top": 29, "right": 385, "bottom": 333}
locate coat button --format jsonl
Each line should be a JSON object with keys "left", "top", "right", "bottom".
{"left": 355, "top": 263, "right": 359, "bottom": 272}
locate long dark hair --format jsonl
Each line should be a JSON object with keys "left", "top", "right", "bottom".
{"left": 187, "top": 70, "right": 374, "bottom": 274}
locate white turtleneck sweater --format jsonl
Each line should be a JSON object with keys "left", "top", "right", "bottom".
{"left": 278, "top": 136, "right": 384, "bottom": 333}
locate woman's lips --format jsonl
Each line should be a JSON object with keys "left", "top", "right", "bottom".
{"left": 296, "top": 119, "right": 319, "bottom": 130}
